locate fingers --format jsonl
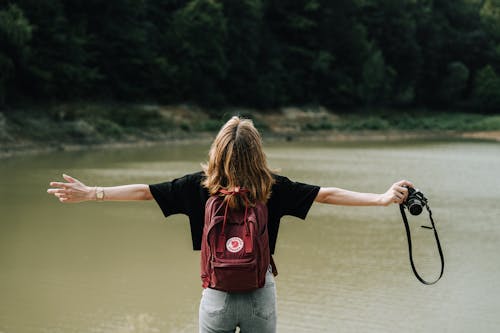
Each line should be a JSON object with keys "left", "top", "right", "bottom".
{"left": 62, "top": 174, "right": 80, "bottom": 184}
{"left": 49, "top": 174, "right": 82, "bottom": 188}
{"left": 47, "top": 187, "right": 73, "bottom": 202}
{"left": 50, "top": 191, "right": 78, "bottom": 203}
{"left": 48, "top": 182, "right": 68, "bottom": 189}
{"left": 394, "top": 187, "right": 406, "bottom": 198}
{"left": 57, "top": 195, "right": 72, "bottom": 203}
{"left": 47, "top": 188, "right": 66, "bottom": 194}
{"left": 390, "top": 179, "right": 415, "bottom": 204}
{"left": 389, "top": 189, "right": 403, "bottom": 204}
{"left": 48, "top": 174, "right": 79, "bottom": 203}
{"left": 47, "top": 190, "right": 69, "bottom": 202}
{"left": 48, "top": 174, "right": 81, "bottom": 191}
{"left": 47, "top": 182, "right": 73, "bottom": 199}
{"left": 396, "top": 179, "right": 414, "bottom": 188}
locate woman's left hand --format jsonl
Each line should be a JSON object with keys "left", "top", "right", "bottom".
{"left": 47, "top": 174, "right": 94, "bottom": 203}
{"left": 380, "top": 180, "right": 414, "bottom": 206}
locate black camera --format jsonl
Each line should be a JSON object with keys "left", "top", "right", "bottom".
{"left": 403, "top": 186, "right": 428, "bottom": 216}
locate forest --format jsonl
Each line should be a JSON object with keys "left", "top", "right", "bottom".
{"left": 1, "top": 0, "right": 500, "bottom": 113}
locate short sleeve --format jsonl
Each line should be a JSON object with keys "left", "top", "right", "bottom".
{"left": 149, "top": 172, "right": 204, "bottom": 218}
{"left": 149, "top": 172, "right": 207, "bottom": 250}
{"left": 271, "top": 175, "right": 320, "bottom": 220}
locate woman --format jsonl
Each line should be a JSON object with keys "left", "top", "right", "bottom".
{"left": 47, "top": 116, "right": 412, "bottom": 333}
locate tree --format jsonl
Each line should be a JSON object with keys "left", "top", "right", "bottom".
{"left": 473, "top": 65, "right": 500, "bottom": 112}
{"left": 480, "top": 0, "right": 500, "bottom": 39}
{"left": 0, "top": 4, "right": 32, "bottom": 105}
{"left": 220, "top": 0, "right": 263, "bottom": 106}
{"left": 358, "top": 0, "right": 421, "bottom": 106}
{"left": 260, "top": 0, "right": 371, "bottom": 107}
{"left": 172, "top": 0, "right": 228, "bottom": 106}
{"left": 145, "top": 0, "right": 189, "bottom": 102}
{"left": 0, "top": 0, "right": 499, "bottom": 112}
{"left": 438, "top": 61, "right": 470, "bottom": 106}
{"left": 12, "top": 0, "right": 101, "bottom": 100}
{"left": 357, "top": 42, "right": 395, "bottom": 106}
{"left": 79, "top": 0, "right": 153, "bottom": 99}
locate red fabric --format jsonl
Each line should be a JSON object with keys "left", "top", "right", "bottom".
{"left": 200, "top": 189, "right": 270, "bottom": 292}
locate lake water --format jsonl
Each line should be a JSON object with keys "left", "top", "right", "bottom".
{"left": 1, "top": 139, "right": 499, "bottom": 333}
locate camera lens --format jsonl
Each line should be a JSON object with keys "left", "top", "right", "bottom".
{"left": 408, "top": 200, "right": 423, "bottom": 215}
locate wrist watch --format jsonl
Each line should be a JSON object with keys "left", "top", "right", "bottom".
{"left": 96, "top": 187, "right": 104, "bottom": 201}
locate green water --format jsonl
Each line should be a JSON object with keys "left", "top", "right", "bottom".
{"left": 1, "top": 139, "right": 499, "bottom": 332}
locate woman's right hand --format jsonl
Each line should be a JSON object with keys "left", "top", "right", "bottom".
{"left": 379, "top": 180, "right": 414, "bottom": 206}
{"left": 47, "top": 174, "right": 94, "bottom": 203}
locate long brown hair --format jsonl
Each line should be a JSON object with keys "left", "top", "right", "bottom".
{"left": 202, "top": 116, "right": 275, "bottom": 209}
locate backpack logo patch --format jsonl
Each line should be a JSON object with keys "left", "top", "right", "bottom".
{"left": 226, "top": 237, "right": 244, "bottom": 253}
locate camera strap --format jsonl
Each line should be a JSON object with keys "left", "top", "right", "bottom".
{"left": 399, "top": 203, "right": 444, "bottom": 285}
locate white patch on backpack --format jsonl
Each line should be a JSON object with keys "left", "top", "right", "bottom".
{"left": 226, "top": 237, "right": 244, "bottom": 253}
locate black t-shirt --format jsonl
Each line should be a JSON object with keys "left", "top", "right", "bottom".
{"left": 149, "top": 171, "right": 320, "bottom": 254}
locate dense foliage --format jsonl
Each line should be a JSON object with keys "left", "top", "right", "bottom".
{"left": 1, "top": 0, "right": 500, "bottom": 112}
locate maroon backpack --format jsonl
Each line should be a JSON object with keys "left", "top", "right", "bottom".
{"left": 200, "top": 187, "right": 270, "bottom": 293}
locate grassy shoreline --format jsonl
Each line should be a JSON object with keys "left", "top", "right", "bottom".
{"left": 1, "top": 103, "right": 499, "bottom": 158}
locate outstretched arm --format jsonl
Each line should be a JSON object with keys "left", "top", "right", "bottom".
{"left": 47, "top": 174, "right": 153, "bottom": 203}
{"left": 315, "top": 180, "right": 413, "bottom": 206}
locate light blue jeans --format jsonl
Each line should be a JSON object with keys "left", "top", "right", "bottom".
{"left": 199, "top": 269, "right": 277, "bottom": 333}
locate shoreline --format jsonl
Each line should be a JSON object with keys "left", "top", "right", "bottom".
{"left": 2, "top": 129, "right": 498, "bottom": 159}
{"left": 2, "top": 104, "right": 500, "bottom": 159}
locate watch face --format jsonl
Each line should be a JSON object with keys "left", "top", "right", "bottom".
{"left": 97, "top": 189, "right": 104, "bottom": 199}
